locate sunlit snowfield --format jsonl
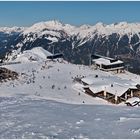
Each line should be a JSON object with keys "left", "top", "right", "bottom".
{"left": 0, "top": 96, "right": 140, "bottom": 139}
{"left": 1, "top": 47, "right": 140, "bottom": 138}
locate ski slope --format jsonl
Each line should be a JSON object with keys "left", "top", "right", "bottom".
{"left": 2, "top": 47, "right": 140, "bottom": 105}
{"left": 1, "top": 59, "right": 110, "bottom": 105}
{"left": 1, "top": 47, "right": 140, "bottom": 138}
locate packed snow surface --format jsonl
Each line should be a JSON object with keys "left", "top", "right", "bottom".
{"left": 1, "top": 96, "right": 140, "bottom": 139}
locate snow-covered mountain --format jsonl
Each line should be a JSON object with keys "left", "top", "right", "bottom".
{"left": 1, "top": 20, "right": 140, "bottom": 73}
{"left": 0, "top": 26, "right": 25, "bottom": 34}
{"left": 6, "top": 47, "right": 53, "bottom": 63}
{"left": 0, "top": 26, "right": 25, "bottom": 60}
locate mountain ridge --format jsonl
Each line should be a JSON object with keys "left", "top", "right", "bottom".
{"left": 1, "top": 20, "right": 140, "bottom": 35}
{"left": 1, "top": 20, "right": 140, "bottom": 73}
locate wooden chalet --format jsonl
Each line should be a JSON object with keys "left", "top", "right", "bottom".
{"left": 81, "top": 74, "right": 140, "bottom": 104}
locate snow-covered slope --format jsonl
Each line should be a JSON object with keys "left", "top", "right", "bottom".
{"left": 30, "top": 47, "right": 52, "bottom": 59}
{"left": 1, "top": 97, "right": 140, "bottom": 139}
{"left": 1, "top": 47, "right": 108, "bottom": 105}
{"left": 1, "top": 51, "right": 140, "bottom": 105}
{"left": 1, "top": 59, "right": 110, "bottom": 105}
{"left": 6, "top": 47, "right": 52, "bottom": 63}
{"left": 1, "top": 50, "right": 140, "bottom": 138}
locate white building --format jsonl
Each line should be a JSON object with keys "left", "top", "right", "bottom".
{"left": 92, "top": 57, "right": 124, "bottom": 72}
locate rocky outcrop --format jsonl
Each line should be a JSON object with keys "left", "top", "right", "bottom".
{"left": 0, "top": 67, "right": 18, "bottom": 82}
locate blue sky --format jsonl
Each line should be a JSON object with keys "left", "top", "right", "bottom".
{"left": 0, "top": 1, "right": 140, "bottom": 27}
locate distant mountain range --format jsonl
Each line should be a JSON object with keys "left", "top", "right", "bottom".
{"left": 1, "top": 20, "right": 140, "bottom": 73}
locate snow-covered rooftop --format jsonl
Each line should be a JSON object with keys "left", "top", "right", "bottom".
{"left": 82, "top": 74, "right": 137, "bottom": 86}
{"left": 89, "top": 84, "right": 130, "bottom": 97}
{"left": 93, "top": 58, "right": 124, "bottom": 66}
{"left": 82, "top": 74, "right": 137, "bottom": 96}
{"left": 126, "top": 97, "right": 140, "bottom": 104}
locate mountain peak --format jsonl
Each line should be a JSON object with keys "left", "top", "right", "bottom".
{"left": 45, "top": 20, "right": 64, "bottom": 26}
{"left": 31, "top": 20, "right": 63, "bottom": 28}
{"left": 95, "top": 22, "right": 106, "bottom": 27}
{"left": 79, "top": 24, "right": 91, "bottom": 30}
